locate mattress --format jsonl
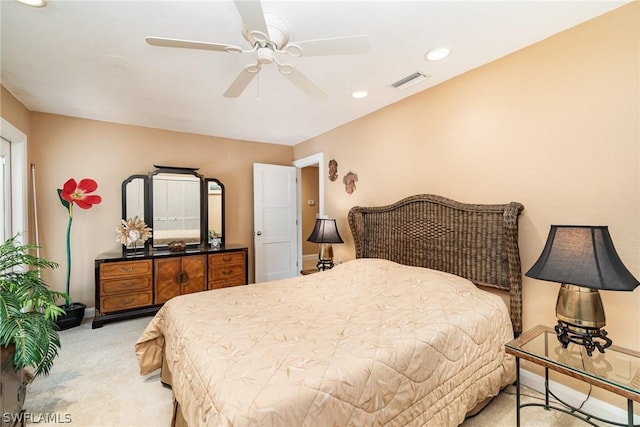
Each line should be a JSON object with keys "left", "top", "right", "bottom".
{"left": 136, "top": 258, "right": 516, "bottom": 426}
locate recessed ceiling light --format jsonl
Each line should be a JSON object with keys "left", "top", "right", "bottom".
{"left": 425, "top": 47, "right": 450, "bottom": 62}
{"left": 15, "top": 0, "right": 47, "bottom": 6}
{"left": 352, "top": 90, "right": 368, "bottom": 99}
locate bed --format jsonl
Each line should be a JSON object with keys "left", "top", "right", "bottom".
{"left": 136, "top": 194, "right": 524, "bottom": 427}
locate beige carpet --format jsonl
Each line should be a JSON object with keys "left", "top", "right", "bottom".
{"left": 24, "top": 315, "right": 588, "bottom": 427}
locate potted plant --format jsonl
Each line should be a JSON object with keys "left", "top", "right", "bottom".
{"left": 56, "top": 178, "right": 102, "bottom": 329}
{"left": 0, "top": 235, "right": 67, "bottom": 377}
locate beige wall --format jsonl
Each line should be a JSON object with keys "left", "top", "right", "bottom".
{"left": 9, "top": 112, "right": 292, "bottom": 304}
{"left": 295, "top": 1, "right": 640, "bottom": 355}
{"left": 1, "top": 86, "right": 31, "bottom": 135}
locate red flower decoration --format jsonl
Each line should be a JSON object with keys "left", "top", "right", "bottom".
{"left": 57, "top": 178, "right": 102, "bottom": 306}
{"left": 60, "top": 178, "right": 102, "bottom": 209}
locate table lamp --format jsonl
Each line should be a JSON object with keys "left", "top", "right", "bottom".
{"left": 526, "top": 225, "right": 639, "bottom": 356}
{"left": 307, "top": 218, "right": 344, "bottom": 271}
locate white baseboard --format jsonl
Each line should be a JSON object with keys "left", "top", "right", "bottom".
{"left": 84, "top": 307, "right": 96, "bottom": 319}
{"left": 520, "top": 368, "right": 639, "bottom": 423}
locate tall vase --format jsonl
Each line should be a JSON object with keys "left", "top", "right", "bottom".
{"left": 55, "top": 302, "right": 86, "bottom": 330}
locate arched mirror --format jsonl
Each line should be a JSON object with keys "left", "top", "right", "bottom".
{"left": 121, "top": 166, "right": 225, "bottom": 251}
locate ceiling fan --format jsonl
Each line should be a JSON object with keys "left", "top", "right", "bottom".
{"left": 145, "top": 0, "right": 371, "bottom": 100}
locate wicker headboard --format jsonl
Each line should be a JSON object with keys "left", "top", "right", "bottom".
{"left": 348, "top": 194, "right": 525, "bottom": 335}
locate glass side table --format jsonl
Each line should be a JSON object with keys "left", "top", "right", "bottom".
{"left": 505, "top": 325, "right": 640, "bottom": 427}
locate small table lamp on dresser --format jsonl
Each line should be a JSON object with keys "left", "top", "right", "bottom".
{"left": 307, "top": 218, "right": 344, "bottom": 271}
{"left": 526, "top": 225, "right": 639, "bottom": 356}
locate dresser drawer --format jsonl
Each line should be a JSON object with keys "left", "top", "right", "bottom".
{"left": 100, "top": 291, "right": 153, "bottom": 312}
{"left": 101, "top": 276, "right": 152, "bottom": 295}
{"left": 208, "top": 252, "right": 245, "bottom": 267}
{"left": 208, "top": 263, "right": 245, "bottom": 282}
{"left": 209, "top": 278, "right": 246, "bottom": 290}
{"left": 100, "top": 260, "right": 152, "bottom": 279}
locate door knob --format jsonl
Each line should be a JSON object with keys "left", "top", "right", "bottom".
{"left": 256, "top": 231, "right": 262, "bottom": 236}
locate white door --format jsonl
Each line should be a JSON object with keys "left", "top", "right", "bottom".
{"left": 253, "top": 163, "right": 298, "bottom": 283}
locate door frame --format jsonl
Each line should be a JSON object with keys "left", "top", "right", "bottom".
{"left": 0, "top": 118, "right": 28, "bottom": 242}
{"left": 292, "top": 153, "right": 324, "bottom": 273}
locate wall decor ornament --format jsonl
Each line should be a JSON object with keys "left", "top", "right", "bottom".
{"left": 343, "top": 171, "right": 358, "bottom": 194}
{"left": 57, "top": 177, "right": 102, "bottom": 329}
{"left": 208, "top": 230, "right": 222, "bottom": 249}
{"left": 116, "top": 216, "right": 152, "bottom": 249}
{"left": 168, "top": 240, "right": 186, "bottom": 252}
{"left": 328, "top": 159, "right": 338, "bottom": 182}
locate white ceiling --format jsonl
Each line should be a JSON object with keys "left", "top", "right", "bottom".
{"left": 1, "top": 0, "right": 628, "bottom": 146}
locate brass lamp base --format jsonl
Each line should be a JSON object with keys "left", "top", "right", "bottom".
{"left": 316, "top": 243, "right": 334, "bottom": 271}
{"left": 555, "top": 284, "right": 611, "bottom": 356}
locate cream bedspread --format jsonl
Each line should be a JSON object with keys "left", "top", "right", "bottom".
{"left": 135, "top": 258, "right": 515, "bottom": 427}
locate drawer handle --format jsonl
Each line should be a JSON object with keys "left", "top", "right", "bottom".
{"left": 222, "top": 269, "right": 234, "bottom": 276}
{"left": 175, "top": 272, "right": 189, "bottom": 286}
{"left": 119, "top": 297, "right": 135, "bottom": 305}
{"left": 120, "top": 281, "right": 137, "bottom": 289}
{"left": 120, "top": 266, "right": 136, "bottom": 273}
{"left": 222, "top": 256, "right": 232, "bottom": 262}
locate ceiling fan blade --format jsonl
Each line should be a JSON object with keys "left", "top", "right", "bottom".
{"left": 288, "top": 35, "right": 371, "bottom": 57}
{"left": 282, "top": 68, "right": 327, "bottom": 100}
{"left": 233, "top": 0, "right": 268, "bottom": 36}
{"left": 146, "top": 37, "right": 242, "bottom": 53}
{"left": 223, "top": 66, "right": 259, "bottom": 98}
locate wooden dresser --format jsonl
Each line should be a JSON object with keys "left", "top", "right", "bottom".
{"left": 98, "top": 259, "right": 153, "bottom": 313}
{"left": 208, "top": 251, "right": 247, "bottom": 289}
{"left": 93, "top": 246, "right": 248, "bottom": 328}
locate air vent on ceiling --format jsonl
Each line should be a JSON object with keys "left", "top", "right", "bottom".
{"left": 392, "top": 72, "right": 429, "bottom": 91}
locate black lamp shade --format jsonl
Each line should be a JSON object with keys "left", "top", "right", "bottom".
{"left": 307, "top": 218, "right": 344, "bottom": 244}
{"left": 526, "top": 225, "right": 639, "bottom": 291}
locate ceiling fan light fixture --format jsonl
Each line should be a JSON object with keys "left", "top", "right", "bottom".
{"left": 257, "top": 47, "right": 275, "bottom": 64}
{"left": 425, "top": 47, "right": 451, "bottom": 61}
{"left": 147, "top": 0, "right": 370, "bottom": 100}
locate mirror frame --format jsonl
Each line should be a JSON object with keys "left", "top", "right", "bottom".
{"left": 121, "top": 166, "right": 225, "bottom": 251}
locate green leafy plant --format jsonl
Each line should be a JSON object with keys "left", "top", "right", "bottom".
{"left": 0, "top": 235, "right": 67, "bottom": 377}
